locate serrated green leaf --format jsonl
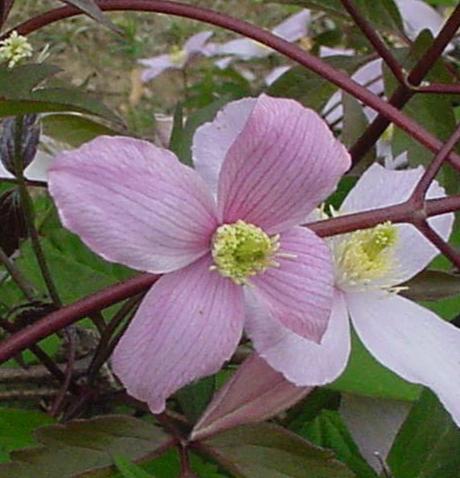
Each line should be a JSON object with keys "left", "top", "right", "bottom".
{"left": 298, "top": 410, "right": 378, "bottom": 478}
{"left": 0, "top": 415, "right": 170, "bottom": 478}
{"left": 0, "top": 408, "right": 55, "bottom": 464}
{"left": 203, "top": 423, "right": 355, "bottom": 477}
{"left": 387, "top": 389, "right": 460, "bottom": 478}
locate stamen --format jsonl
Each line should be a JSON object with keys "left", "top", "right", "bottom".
{"left": 211, "top": 220, "right": 281, "bottom": 285}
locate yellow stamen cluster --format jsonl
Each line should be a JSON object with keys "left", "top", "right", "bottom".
{"left": 211, "top": 220, "right": 280, "bottom": 285}
{"left": 334, "top": 222, "right": 398, "bottom": 289}
{"left": 169, "top": 45, "right": 187, "bottom": 66}
{"left": 0, "top": 31, "right": 33, "bottom": 69}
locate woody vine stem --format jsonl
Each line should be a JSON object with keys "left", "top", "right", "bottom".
{"left": 0, "top": 0, "right": 459, "bottom": 363}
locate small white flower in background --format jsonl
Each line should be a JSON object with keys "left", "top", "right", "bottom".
{"left": 0, "top": 31, "right": 33, "bottom": 68}
{"left": 139, "top": 31, "right": 214, "bottom": 83}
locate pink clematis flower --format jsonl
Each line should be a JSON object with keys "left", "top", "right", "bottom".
{"left": 48, "top": 94, "right": 350, "bottom": 413}
{"left": 139, "top": 31, "right": 214, "bottom": 83}
{"left": 246, "top": 163, "right": 460, "bottom": 426}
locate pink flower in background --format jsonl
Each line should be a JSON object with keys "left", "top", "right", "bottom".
{"left": 139, "top": 31, "right": 214, "bottom": 83}
{"left": 48, "top": 94, "right": 350, "bottom": 413}
{"left": 246, "top": 163, "right": 460, "bottom": 426}
{"left": 209, "top": 9, "right": 310, "bottom": 64}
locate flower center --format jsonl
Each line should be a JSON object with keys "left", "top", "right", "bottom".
{"left": 211, "top": 220, "right": 280, "bottom": 285}
{"left": 333, "top": 222, "right": 398, "bottom": 290}
{"left": 169, "top": 45, "right": 187, "bottom": 65}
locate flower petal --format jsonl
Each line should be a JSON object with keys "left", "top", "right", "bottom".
{"left": 246, "top": 288, "right": 350, "bottom": 386}
{"left": 191, "top": 353, "right": 311, "bottom": 441}
{"left": 395, "top": 0, "right": 447, "bottom": 40}
{"left": 192, "top": 97, "right": 257, "bottom": 194}
{"left": 348, "top": 291, "right": 460, "bottom": 427}
{"left": 264, "top": 65, "right": 291, "bottom": 86}
{"left": 251, "top": 226, "right": 334, "bottom": 340}
{"left": 112, "top": 255, "right": 244, "bottom": 413}
{"left": 139, "top": 54, "right": 176, "bottom": 82}
{"left": 184, "top": 31, "right": 214, "bottom": 55}
{"left": 48, "top": 136, "right": 218, "bottom": 274}
{"left": 340, "top": 163, "right": 454, "bottom": 282}
{"left": 272, "top": 10, "right": 311, "bottom": 41}
{"left": 215, "top": 38, "right": 269, "bottom": 59}
{"left": 218, "top": 94, "right": 351, "bottom": 233}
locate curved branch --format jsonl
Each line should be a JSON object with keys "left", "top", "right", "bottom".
{"left": 1, "top": 193, "right": 460, "bottom": 364}
{"left": 7, "top": 0, "right": 460, "bottom": 170}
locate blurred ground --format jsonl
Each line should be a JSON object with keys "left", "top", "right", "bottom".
{"left": 7, "top": 1, "right": 294, "bottom": 134}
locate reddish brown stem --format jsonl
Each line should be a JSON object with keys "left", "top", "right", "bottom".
{"left": 350, "top": 3, "right": 460, "bottom": 165}
{"left": 412, "top": 122, "right": 460, "bottom": 205}
{"left": 1, "top": 193, "right": 460, "bottom": 365}
{"left": 340, "top": 0, "right": 406, "bottom": 84}
{"left": 7, "top": 0, "right": 460, "bottom": 170}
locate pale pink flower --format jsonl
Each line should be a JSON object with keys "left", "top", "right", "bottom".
{"left": 139, "top": 31, "right": 214, "bottom": 83}
{"left": 246, "top": 163, "right": 459, "bottom": 426}
{"left": 208, "top": 10, "right": 311, "bottom": 63}
{"left": 48, "top": 94, "right": 350, "bottom": 413}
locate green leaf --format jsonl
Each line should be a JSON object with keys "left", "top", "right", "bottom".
{"left": 298, "top": 410, "right": 378, "bottom": 478}
{"left": 61, "top": 0, "right": 121, "bottom": 33}
{"left": 0, "top": 415, "right": 170, "bottom": 478}
{"left": 114, "top": 455, "right": 155, "bottom": 478}
{"left": 202, "top": 423, "right": 355, "bottom": 477}
{"left": 268, "top": 55, "right": 371, "bottom": 112}
{"left": 400, "top": 269, "right": 460, "bottom": 302}
{"left": 387, "top": 389, "right": 460, "bottom": 478}
{"left": 341, "top": 93, "right": 375, "bottom": 172}
{"left": 176, "top": 376, "right": 215, "bottom": 423}
{"left": 41, "top": 114, "right": 121, "bottom": 147}
{"left": 329, "top": 332, "right": 420, "bottom": 401}
{"left": 265, "top": 0, "right": 402, "bottom": 31}
{"left": 0, "top": 408, "right": 55, "bottom": 464}
{"left": 0, "top": 88, "right": 122, "bottom": 124}
{"left": 0, "top": 64, "right": 61, "bottom": 97}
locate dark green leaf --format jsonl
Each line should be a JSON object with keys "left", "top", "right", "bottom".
{"left": 0, "top": 87, "right": 122, "bottom": 124}
{"left": 329, "top": 332, "right": 420, "bottom": 401}
{"left": 114, "top": 455, "right": 154, "bottom": 478}
{"left": 0, "top": 408, "right": 55, "bottom": 464}
{"left": 0, "top": 64, "right": 61, "bottom": 98}
{"left": 171, "top": 96, "right": 231, "bottom": 166}
{"left": 41, "top": 114, "right": 121, "bottom": 147}
{"left": 400, "top": 269, "right": 460, "bottom": 302}
{"left": 265, "top": 0, "right": 402, "bottom": 31}
{"left": 0, "top": 415, "right": 170, "bottom": 478}
{"left": 61, "top": 0, "right": 121, "bottom": 33}
{"left": 298, "top": 410, "right": 378, "bottom": 478}
{"left": 176, "top": 376, "right": 215, "bottom": 423}
{"left": 203, "top": 423, "right": 355, "bottom": 477}
{"left": 387, "top": 389, "right": 460, "bottom": 478}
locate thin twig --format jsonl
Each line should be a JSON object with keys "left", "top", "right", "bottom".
{"left": 340, "top": 0, "right": 406, "bottom": 84}
{"left": 0, "top": 246, "right": 37, "bottom": 301}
